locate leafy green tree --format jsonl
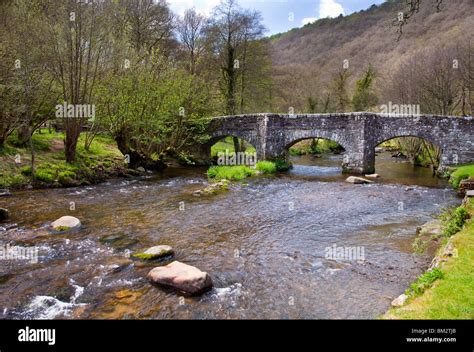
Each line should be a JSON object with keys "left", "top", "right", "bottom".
{"left": 352, "top": 65, "right": 378, "bottom": 111}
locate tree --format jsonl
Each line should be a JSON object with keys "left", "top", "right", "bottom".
{"left": 120, "top": 0, "right": 174, "bottom": 56}
{"left": 331, "top": 68, "right": 352, "bottom": 112}
{"left": 41, "top": 0, "right": 111, "bottom": 163}
{"left": 177, "top": 9, "right": 206, "bottom": 75}
{"left": 207, "top": 0, "right": 266, "bottom": 152}
{"left": 395, "top": 0, "right": 443, "bottom": 39}
{"left": 352, "top": 65, "right": 378, "bottom": 111}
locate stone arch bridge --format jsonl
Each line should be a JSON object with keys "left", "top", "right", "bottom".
{"left": 195, "top": 113, "right": 474, "bottom": 174}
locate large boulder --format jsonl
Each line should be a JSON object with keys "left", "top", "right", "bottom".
{"left": 133, "top": 245, "right": 174, "bottom": 260}
{"left": 147, "top": 261, "right": 213, "bottom": 295}
{"left": 0, "top": 208, "right": 9, "bottom": 221}
{"left": 345, "top": 176, "right": 373, "bottom": 184}
{"left": 51, "top": 216, "right": 81, "bottom": 232}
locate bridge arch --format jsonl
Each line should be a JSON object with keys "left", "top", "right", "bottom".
{"left": 284, "top": 133, "right": 350, "bottom": 154}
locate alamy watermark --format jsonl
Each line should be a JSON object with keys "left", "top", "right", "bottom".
{"left": 0, "top": 244, "right": 39, "bottom": 264}
{"left": 380, "top": 101, "right": 420, "bottom": 117}
{"left": 217, "top": 149, "right": 257, "bottom": 167}
{"left": 325, "top": 243, "right": 365, "bottom": 264}
{"left": 55, "top": 102, "right": 95, "bottom": 120}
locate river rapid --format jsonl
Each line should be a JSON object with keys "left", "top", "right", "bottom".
{"left": 0, "top": 152, "right": 458, "bottom": 319}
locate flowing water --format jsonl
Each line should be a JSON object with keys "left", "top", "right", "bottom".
{"left": 0, "top": 152, "right": 458, "bottom": 319}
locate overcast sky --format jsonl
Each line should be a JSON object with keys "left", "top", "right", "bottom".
{"left": 167, "top": 0, "right": 385, "bottom": 35}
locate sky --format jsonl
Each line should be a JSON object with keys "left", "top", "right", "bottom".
{"left": 167, "top": 0, "right": 386, "bottom": 35}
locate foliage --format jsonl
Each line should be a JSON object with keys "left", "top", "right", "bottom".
{"left": 207, "top": 166, "right": 257, "bottom": 181}
{"left": 441, "top": 206, "right": 470, "bottom": 238}
{"left": 450, "top": 165, "right": 474, "bottom": 189}
{"left": 405, "top": 268, "right": 445, "bottom": 297}
{"left": 256, "top": 161, "right": 277, "bottom": 174}
{"left": 352, "top": 65, "right": 378, "bottom": 111}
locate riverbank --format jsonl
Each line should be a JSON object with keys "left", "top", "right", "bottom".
{"left": 0, "top": 131, "right": 139, "bottom": 190}
{"left": 383, "top": 197, "right": 474, "bottom": 319}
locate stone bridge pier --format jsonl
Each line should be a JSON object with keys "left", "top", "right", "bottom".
{"left": 197, "top": 113, "right": 474, "bottom": 174}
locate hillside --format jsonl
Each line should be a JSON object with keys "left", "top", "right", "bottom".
{"left": 269, "top": 0, "right": 474, "bottom": 112}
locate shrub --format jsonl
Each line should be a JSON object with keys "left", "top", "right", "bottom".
{"left": 207, "top": 166, "right": 256, "bottom": 181}
{"left": 274, "top": 159, "right": 293, "bottom": 172}
{"left": 35, "top": 169, "right": 55, "bottom": 183}
{"left": 406, "top": 268, "right": 445, "bottom": 297}
{"left": 58, "top": 171, "right": 76, "bottom": 183}
{"left": 256, "top": 161, "right": 277, "bottom": 174}
{"left": 20, "top": 165, "right": 33, "bottom": 176}
{"left": 443, "top": 206, "right": 469, "bottom": 237}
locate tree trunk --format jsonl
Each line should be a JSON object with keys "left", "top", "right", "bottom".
{"left": 233, "top": 137, "right": 240, "bottom": 154}
{"left": 65, "top": 124, "right": 81, "bottom": 163}
{"left": 17, "top": 124, "right": 32, "bottom": 147}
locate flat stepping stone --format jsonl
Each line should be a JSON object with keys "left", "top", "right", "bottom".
{"left": 147, "top": 261, "right": 213, "bottom": 295}
{"left": 51, "top": 216, "right": 81, "bottom": 232}
{"left": 345, "top": 176, "right": 373, "bottom": 184}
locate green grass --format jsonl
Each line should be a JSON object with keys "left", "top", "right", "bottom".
{"left": 384, "top": 199, "right": 474, "bottom": 319}
{"left": 450, "top": 164, "right": 474, "bottom": 188}
{"left": 256, "top": 161, "right": 277, "bottom": 174}
{"left": 0, "top": 130, "right": 125, "bottom": 188}
{"left": 405, "top": 268, "right": 445, "bottom": 297}
{"left": 207, "top": 165, "right": 257, "bottom": 181}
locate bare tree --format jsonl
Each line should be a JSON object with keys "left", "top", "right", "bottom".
{"left": 42, "top": 0, "right": 109, "bottom": 163}
{"left": 177, "top": 8, "right": 206, "bottom": 75}
{"left": 121, "top": 0, "right": 174, "bottom": 56}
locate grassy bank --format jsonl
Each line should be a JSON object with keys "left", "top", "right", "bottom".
{"left": 384, "top": 199, "right": 474, "bottom": 319}
{"left": 450, "top": 164, "right": 474, "bottom": 188}
{"left": 0, "top": 130, "right": 134, "bottom": 189}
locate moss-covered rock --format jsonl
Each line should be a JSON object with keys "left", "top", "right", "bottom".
{"left": 133, "top": 245, "right": 174, "bottom": 261}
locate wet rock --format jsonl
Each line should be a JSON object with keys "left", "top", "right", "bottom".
{"left": 137, "top": 167, "right": 146, "bottom": 173}
{"left": 51, "top": 216, "right": 81, "bottom": 232}
{"left": 147, "top": 261, "right": 213, "bottom": 295}
{"left": 365, "top": 174, "right": 380, "bottom": 179}
{"left": 375, "top": 147, "right": 384, "bottom": 154}
{"left": 133, "top": 245, "right": 174, "bottom": 261}
{"left": 193, "top": 180, "right": 229, "bottom": 197}
{"left": 345, "top": 176, "right": 373, "bottom": 184}
{"left": 0, "top": 208, "right": 9, "bottom": 221}
{"left": 0, "top": 189, "right": 11, "bottom": 197}
{"left": 417, "top": 220, "right": 442, "bottom": 237}
{"left": 405, "top": 187, "right": 415, "bottom": 191}
{"left": 466, "top": 190, "right": 474, "bottom": 198}
{"left": 391, "top": 294, "right": 408, "bottom": 307}
{"left": 99, "top": 233, "right": 139, "bottom": 251}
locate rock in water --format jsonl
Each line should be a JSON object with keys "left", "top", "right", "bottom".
{"left": 147, "top": 261, "right": 213, "bottom": 295}
{"left": 0, "top": 208, "right": 9, "bottom": 221}
{"left": 391, "top": 294, "right": 408, "bottom": 307}
{"left": 365, "top": 174, "right": 380, "bottom": 179}
{"left": 345, "top": 176, "right": 374, "bottom": 184}
{"left": 51, "top": 216, "right": 81, "bottom": 232}
{"left": 133, "top": 246, "right": 174, "bottom": 260}
{"left": 0, "top": 189, "right": 11, "bottom": 197}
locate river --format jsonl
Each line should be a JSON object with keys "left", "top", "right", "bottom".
{"left": 0, "top": 152, "right": 458, "bottom": 319}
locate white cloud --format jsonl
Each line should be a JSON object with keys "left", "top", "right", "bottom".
{"left": 319, "top": 0, "right": 345, "bottom": 19}
{"left": 302, "top": 17, "right": 318, "bottom": 25}
{"left": 301, "top": 0, "right": 345, "bottom": 25}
